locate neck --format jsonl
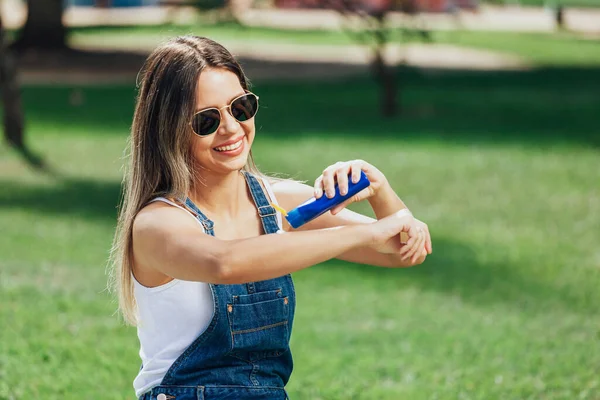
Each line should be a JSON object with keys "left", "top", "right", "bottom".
{"left": 189, "top": 168, "right": 247, "bottom": 219}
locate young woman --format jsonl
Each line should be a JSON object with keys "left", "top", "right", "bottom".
{"left": 109, "top": 35, "right": 432, "bottom": 400}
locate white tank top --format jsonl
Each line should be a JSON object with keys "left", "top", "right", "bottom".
{"left": 132, "top": 178, "right": 283, "bottom": 397}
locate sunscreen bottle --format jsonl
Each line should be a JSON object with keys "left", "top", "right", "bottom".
{"left": 272, "top": 171, "right": 371, "bottom": 229}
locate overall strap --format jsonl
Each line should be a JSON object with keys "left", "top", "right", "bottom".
{"left": 242, "top": 171, "right": 280, "bottom": 235}
{"left": 181, "top": 197, "right": 215, "bottom": 236}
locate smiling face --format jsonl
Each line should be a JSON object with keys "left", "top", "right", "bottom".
{"left": 191, "top": 67, "right": 256, "bottom": 175}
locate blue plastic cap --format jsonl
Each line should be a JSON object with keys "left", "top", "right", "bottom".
{"left": 285, "top": 208, "right": 305, "bottom": 229}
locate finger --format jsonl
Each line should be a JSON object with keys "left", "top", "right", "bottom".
{"left": 350, "top": 162, "right": 363, "bottom": 184}
{"left": 425, "top": 228, "right": 432, "bottom": 254}
{"left": 313, "top": 175, "right": 324, "bottom": 198}
{"left": 400, "top": 240, "right": 416, "bottom": 259}
{"left": 408, "top": 233, "right": 426, "bottom": 262}
{"left": 399, "top": 225, "right": 418, "bottom": 257}
{"left": 403, "top": 232, "right": 422, "bottom": 261}
{"left": 336, "top": 166, "right": 350, "bottom": 196}
{"left": 418, "top": 222, "right": 431, "bottom": 254}
{"left": 414, "top": 248, "right": 428, "bottom": 263}
{"left": 411, "top": 233, "right": 426, "bottom": 263}
{"left": 401, "top": 225, "right": 422, "bottom": 260}
{"left": 322, "top": 168, "right": 337, "bottom": 199}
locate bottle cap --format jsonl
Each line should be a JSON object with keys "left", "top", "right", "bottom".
{"left": 285, "top": 208, "right": 305, "bottom": 229}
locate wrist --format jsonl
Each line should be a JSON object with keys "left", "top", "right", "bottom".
{"left": 368, "top": 184, "right": 408, "bottom": 218}
{"left": 350, "top": 223, "right": 378, "bottom": 248}
{"left": 369, "top": 182, "right": 395, "bottom": 203}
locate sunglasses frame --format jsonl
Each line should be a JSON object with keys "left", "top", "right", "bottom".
{"left": 190, "top": 91, "right": 260, "bottom": 137}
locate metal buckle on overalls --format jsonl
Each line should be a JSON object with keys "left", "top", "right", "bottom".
{"left": 257, "top": 205, "right": 276, "bottom": 217}
{"left": 156, "top": 394, "right": 175, "bottom": 400}
{"left": 200, "top": 219, "right": 214, "bottom": 230}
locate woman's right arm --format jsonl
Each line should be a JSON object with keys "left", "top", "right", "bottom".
{"left": 132, "top": 203, "right": 415, "bottom": 285}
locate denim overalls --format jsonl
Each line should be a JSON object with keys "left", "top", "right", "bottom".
{"left": 139, "top": 172, "right": 296, "bottom": 400}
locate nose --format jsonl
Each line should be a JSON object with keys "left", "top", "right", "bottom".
{"left": 217, "top": 106, "right": 240, "bottom": 136}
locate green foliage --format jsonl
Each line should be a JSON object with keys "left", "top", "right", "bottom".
{"left": 192, "top": 0, "right": 227, "bottom": 11}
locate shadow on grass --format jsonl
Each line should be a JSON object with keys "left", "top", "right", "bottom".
{"left": 253, "top": 66, "right": 600, "bottom": 148}
{"left": 317, "top": 238, "right": 597, "bottom": 316}
{"left": 19, "top": 65, "right": 600, "bottom": 148}
{"left": 0, "top": 177, "right": 122, "bottom": 222}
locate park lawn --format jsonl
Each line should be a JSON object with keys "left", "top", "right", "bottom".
{"left": 1, "top": 65, "right": 599, "bottom": 399}
{"left": 67, "top": 24, "right": 600, "bottom": 67}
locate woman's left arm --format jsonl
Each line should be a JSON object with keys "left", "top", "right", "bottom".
{"left": 273, "top": 160, "right": 432, "bottom": 268}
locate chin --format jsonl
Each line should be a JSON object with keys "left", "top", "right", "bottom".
{"left": 221, "top": 156, "right": 249, "bottom": 173}
{"left": 203, "top": 150, "right": 251, "bottom": 175}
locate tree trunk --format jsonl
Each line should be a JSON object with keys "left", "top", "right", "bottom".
{"left": 0, "top": 13, "right": 25, "bottom": 149}
{"left": 372, "top": 12, "right": 398, "bottom": 117}
{"left": 12, "top": 0, "right": 67, "bottom": 50}
{"left": 1, "top": 12, "right": 43, "bottom": 167}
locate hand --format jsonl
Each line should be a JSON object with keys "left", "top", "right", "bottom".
{"left": 376, "top": 216, "right": 432, "bottom": 263}
{"left": 370, "top": 209, "right": 427, "bottom": 263}
{"left": 313, "top": 160, "right": 389, "bottom": 215}
{"left": 415, "top": 218, "right": 432, "bottom": 255}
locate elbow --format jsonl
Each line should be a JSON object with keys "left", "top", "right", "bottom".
{"left": 209, "top": 250, "right": 233, "bottom": 284}
{"left": 209, "top": 245, "right": 241, "bottom": 284}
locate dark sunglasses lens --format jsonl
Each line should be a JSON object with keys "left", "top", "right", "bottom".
{"left": 192, "top": 109, "right": 220, "bottom": 136}
{"left": 231, "top": 94, "right": 258, "bottom": 122}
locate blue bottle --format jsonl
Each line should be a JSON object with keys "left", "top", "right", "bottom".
{"left": 285, "top": 171, "right": 371, "bottom": 229}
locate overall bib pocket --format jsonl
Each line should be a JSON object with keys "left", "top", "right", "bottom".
{"left": 227, "top": 289, "right": 290, "bottom": 359}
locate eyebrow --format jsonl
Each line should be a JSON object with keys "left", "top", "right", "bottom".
{"left": 194, "top": 92, "right": 246, "bottom": 113}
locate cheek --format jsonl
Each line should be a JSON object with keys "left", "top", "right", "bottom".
{"left": 191, "top": 137, "right": 215, "bottom": 161}
{"left": 244, "top": 124, "right": 256, "bottom": 145}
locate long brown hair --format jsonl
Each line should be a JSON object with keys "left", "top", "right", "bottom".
{"left": 108, "top": 36, "right": 263, "bottom": 325}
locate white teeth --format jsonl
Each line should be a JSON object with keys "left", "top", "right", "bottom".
{"left": 215, "top": 139, "right": 242, "bottom": 152}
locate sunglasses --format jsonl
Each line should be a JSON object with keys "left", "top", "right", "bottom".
{"left": 191, "top": 92, "right": 259, "bottom": 136}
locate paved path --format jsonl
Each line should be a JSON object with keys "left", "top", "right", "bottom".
{"left": 10, "top": 0, "right": 595, "bottom": 84}
{"left": 17, "top": 39, "right": 529, "bottom": 86}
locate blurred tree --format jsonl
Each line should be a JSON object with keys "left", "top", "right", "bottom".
{"left": 12, "top": 0, "right": 67, "bottom": 50}
{"left": 190, "top": 0, "right": 249, "bottom": 24}
{"left": 325, "top": 0, "right": 429, "bottom": 117}
{"left": 0, "top": 11, "right": 42, "bottom": 167}
{"left": 194, "top": 0, "right": 227, "bottom": 8}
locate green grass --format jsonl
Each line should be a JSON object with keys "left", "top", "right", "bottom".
{"left": 435, "top": 31, "right": 600, "bottom": 66}
{"left": 1, "top": 65, "right": 600, "bottom": 399}
{"left": 66, "top": 24, "right": 600, "bottom": 67}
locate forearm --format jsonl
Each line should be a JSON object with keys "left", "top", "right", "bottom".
{"left": 366, "top": 185, "right": 415, "bottom": 261}
{"left": 219, "top": 225, "right": 371, "bottom": 283}
{"left": 368, "top": 184, "right": 408, "bottom": 220}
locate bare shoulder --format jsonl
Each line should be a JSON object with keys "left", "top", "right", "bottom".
{"left": 133, "top": 200, "right": 199, "bottom": 240}
{"left": 132, "top": 201, "right": 203, "bottom": 287}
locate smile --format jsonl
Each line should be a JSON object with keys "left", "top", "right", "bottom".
{"left": 214, "top": 139, "right": 243, "bottom": 152}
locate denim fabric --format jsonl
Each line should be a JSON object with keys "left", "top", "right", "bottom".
{"left": 139, "top": 172, "right": 295, "bottom": 400}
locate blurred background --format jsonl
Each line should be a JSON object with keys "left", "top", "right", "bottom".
{"left": 1, "top": 0, "right": 599, "bottom": 399}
